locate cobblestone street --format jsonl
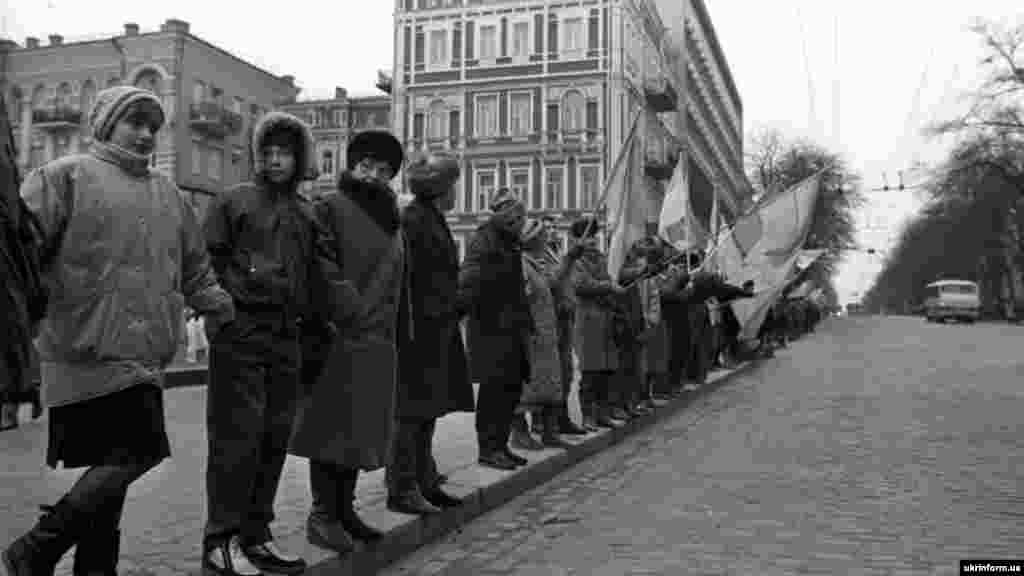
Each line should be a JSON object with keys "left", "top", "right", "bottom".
{"left": 383, "top": 316, "right": 1024, "bottom": 575}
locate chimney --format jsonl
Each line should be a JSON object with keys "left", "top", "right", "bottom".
{"left": 161, "top": 19, "right": 190, "bottom": 34}
{"left": 0, "top": 39, "right": 18, "bottom": 51}
{"left": 25, "top": 37, "right": 39, "bottom": 48}
{"left": 281, "top": 75, "right": 295, "bottom": 86}
{"left": 48, "top": 34, "right": 63, "bottom": 46}
{"left": 124, "top": 23, "right": 140, "bottom": 36}
{"left": 334, "top": 87, "right": 348, "bottom": 100}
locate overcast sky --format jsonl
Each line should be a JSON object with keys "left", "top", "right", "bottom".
{"left": 5, "top": 0, "right": 1021, "bottom": 305}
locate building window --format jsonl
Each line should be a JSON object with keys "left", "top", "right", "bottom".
{"left": 429, "top": 29, "right": 449, "bottom": 68}
{"left": 511, "top": 20, "right": 530, "bottom": 59}
{"left": 191, "top": 140, "right": 202, "bottom": 174}
{"left": 479, "top": 24, "right": 498, "bottom": 61}
{"left": 509, "top": 167, "right": 530, "bottom": 208}
{"left": 545, "top": 165, "right": 563, "bottom": 210}
{"left": 428, "top": 99, "right": 447, "bottom": 140}
{"left": 508, "top": 92, "right": 532, "bottom": 137}
{"left": 562, "top": 90, "right": 585, "bottom": 132}
{"left": 476, "top": 169, "right": 496, "bottom": 213}
{"left": 474, "top": 94, "right": 499, "bottom": 138}
{"left": 321, "top": 149, "right": 334, "bottom": 177}
{"left": 208, "top": 147, "right": 222, "bottom": 180}
{"left": 579, "top": 164, "right": 600, "bottom": 210}
{"left": 192, "top": 81, "right": 205, "bottom": 104}
{"left": 562, "top": 16, "right": 584, "bottom": 58}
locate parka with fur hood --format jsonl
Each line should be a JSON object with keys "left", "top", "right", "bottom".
{"left": 204, "top": 111, "right": 349, "bottom": 331}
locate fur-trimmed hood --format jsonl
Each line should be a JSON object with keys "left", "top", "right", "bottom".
{"left": 251, "top": 111, "right": 318, "bottom": 182}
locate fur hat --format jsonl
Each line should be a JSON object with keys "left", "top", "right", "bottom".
{"left": 89, "top": 86, "right": 165, "bottom": 142}
{"left": 406, "top": 151, "right": 460, "bottom": 198}
{"left": 347, "top": 130, "right": 404, "bottom": 177}
{"left": 251, "top": 111, "right": 318, "bottom": 181}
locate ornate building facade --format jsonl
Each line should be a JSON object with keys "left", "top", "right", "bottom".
{"left": 0, "top": 20, "right": 298, "bottom": 220}
{"left": 392, "top": 0, "right": 748, "bottom": 259}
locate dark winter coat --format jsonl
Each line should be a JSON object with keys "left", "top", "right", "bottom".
{"left": 396, "top": 197, "right": 473, "bottom": 420}
{"left": 573, "top": 246, "right": 620, "bottom": 373}
{"left": 458, "top": 219, "right": 533, "bottom": 383}
{"left": 289, "top": 172, "right": 406, "bottom": 470}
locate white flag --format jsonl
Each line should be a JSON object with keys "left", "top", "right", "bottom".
{"left": 657, "top": 159, "right": 706, "bottom": 252}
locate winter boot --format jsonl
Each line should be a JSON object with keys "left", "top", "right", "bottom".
{"left": 540, "top": 409, "right": 571, "bottom": 449}
{"left": 306, "top": 462, "right": 354, "bottom": 554}
{"left": 72, "top": 529, "right": 120, "bottom": 576}
{"left": 2, "top": 500, "right": 80, "bottom": 576}
{"left": 338, "top": 469, "right": 383, "bottom": 543}
{"left": 510, "top": 414, "right": 544, "bottom": 451}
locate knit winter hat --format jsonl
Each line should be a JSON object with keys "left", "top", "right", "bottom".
{"left": 489, "top": 187, "right": 522, "bottom": 214}
{"left": 89, "top": 86, "right": 165, "bottom": 142}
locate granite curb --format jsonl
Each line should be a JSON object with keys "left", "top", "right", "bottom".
{"left": 300, "top": 360, "right": 761, "bottom": 575}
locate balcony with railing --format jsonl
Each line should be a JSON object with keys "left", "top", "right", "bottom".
{"left": 31, "top": 106, "right": 83, "bottom": 130}
{"left": 189, "top": 101, "right": 243, "bottom": 138}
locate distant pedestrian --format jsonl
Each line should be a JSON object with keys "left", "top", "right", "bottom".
{"left": 202, "top": 111, "right": 342, "bottom": 576}
{"left": 2, "top": 86, "right": 233, "bottom": 576}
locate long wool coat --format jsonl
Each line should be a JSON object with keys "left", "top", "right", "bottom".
{"left": 396, "top": 197, "right": 474, "bottom": 420}
{"left": 289, "top": 174, "right": 406, "bottom": 470}
{"left": 519, "top": 251, "right": 562, "bottom": 407}
{"left": 573, "top": 247, "right": 620, "bottom": 373}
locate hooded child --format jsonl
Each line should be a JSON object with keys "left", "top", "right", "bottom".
{"left": 2, "top": 86, "right": 234, "bottom": 576}
{"left": 201, "top": 111, "right": 353, "bottom": 576}
{"left": 288, "top": 130, "right": 409, "bottom": 553}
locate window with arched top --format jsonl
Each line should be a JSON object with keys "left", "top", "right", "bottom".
{"left": 134, "top": 70, "right": 162, "bottom": 96}
{"left": 79, "top": 80, "right": 97, "bottom": 116}
{"left": 427, "top": 99, "right": 447, "bottom": 140}
{"left": 562, "top": 90, "right": 585, "bottom": 132}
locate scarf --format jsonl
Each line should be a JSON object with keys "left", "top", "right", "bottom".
{"left": 337, "top": 171, "right": 400, "bottom": 235}
{"left": 90, "top": 140, "right": 152, "bottom": 178}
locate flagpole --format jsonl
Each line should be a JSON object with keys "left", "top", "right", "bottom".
{"left": 581, "top": 109, "right": 643, "bottom": 241}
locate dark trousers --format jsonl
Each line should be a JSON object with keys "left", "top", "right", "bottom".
{"left": 386, "top": 418, "right": 442, "bottom": 497}
{"left": 204, "top": 325, "right": 300, "bottom": 546}
{"left": 309, "top": 461, "right": 358, "bottom": 520}
{"left": 617, "top": 338, "right": 644, "bottom": 406}
{"left": 62, "top": 461, "right": 155, "bottom": 532}
{"left": 666, "top": 312, "right": 689, "bottom": 390}
{"left": 579, "top": 370, "right": 612, "bottom": 409}
{"left": 475, "top": 352, "right": 526, "bottom": 456}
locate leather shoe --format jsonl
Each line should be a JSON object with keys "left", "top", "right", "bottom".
{"left": 478, "top": 452, "right": 517, "bottom": 470}
{"left": 503, "top": 448, "right": 528, "bottom": 466}
{"left": 387, "top": 491, "right": 442, "bottom": 516}
{"left": 242, "top": 539, "right": 306, "bottom": 575}
{"left": 306, "top": 513, "right": 355, "bottom": 554}
{"left": 558, "top": 419, "right": 588, "bottom": 435}
{"left": 422, "top": 488, "right": 462, "bottom": 509}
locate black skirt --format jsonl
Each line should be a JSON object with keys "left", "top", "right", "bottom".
{"left": 47, "top": 383, "right": 171, "bottom": 469}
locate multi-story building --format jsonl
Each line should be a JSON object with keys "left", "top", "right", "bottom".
{"left": 280, "top": 87, "right": 393, "bottom": 200}
{"left": 391, "top": 0, "right": 747, "bottom": 260}
{"left": 0, "top": 19, "right": 298, "bottom": 220}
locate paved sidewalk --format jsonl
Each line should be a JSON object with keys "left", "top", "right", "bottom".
{"left": 0, "top": 364, "right": 750, "bottom": 576}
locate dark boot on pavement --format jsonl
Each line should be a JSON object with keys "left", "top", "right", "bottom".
{"left": 596, "top": 406, "right": 624, "bottom": 429}
{"left": 581, "top": 402, "right": 601, "bottom": 432}
{"left": 242, "top": 537, "right": 306, "bottom": 575}
{"left": 338, "top": 469, "right": 384, "bottom": 543}
{"left": 3, "top": 500, "right": 81, "bottom": 576}
{"left": 72, "top": 529, "right": 120, "bottom": 576}
{"left": 478, "top": 451, "right": 518, "bottom": 470}
{"left": 387, "top": 488, "right": 442, "bottom": 516}
{"left": 540, "top": 409, "right": 571, "bottom": 449}
{"left": 306, "top": 510, "right": 355, "bottom": 555}
{"left": 557, "top": 404, "right": 588, "bottom": 435}
{"left": 421, "top": 486, "right": 462, "bottom": 509}
{"left": 503, "top": 446, "right": 529, "bottom": 466}
{"left": 510, "top": 415, "right": 544, "bottom": 451}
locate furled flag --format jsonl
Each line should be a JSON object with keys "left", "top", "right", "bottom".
{"left": 657, "top": 156, "right": 707, "bottom": 253}
{"left": 603, "top": 115, "right": 646, "bottom": 284}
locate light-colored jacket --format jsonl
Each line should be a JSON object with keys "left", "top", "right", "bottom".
{"left": 22, "top": 146, "right": 232, "bottom": 407}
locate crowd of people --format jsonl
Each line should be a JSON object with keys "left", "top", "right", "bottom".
{"left": 0, "top": 85, "right": 825, "bottom": 576}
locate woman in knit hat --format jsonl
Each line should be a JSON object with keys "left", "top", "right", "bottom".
{"left": 510, "top": 218, "right": 586, "bottom": 450}
{"left": 2, "top": 86, "right": 234, "bottom": 576}
{"left": 458, "top": 188, "right": 533, "bottom": 470}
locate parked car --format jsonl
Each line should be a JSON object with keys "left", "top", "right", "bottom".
{"left": 923, "top": 279, "right": 980, "bottom": 323}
